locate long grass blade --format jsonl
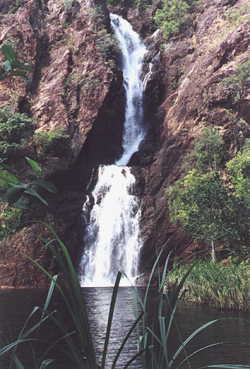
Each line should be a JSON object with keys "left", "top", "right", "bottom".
{"left": 169, "top": 319, "right": 219, "bottom": 366}
{"left": 13, "top": 355, "right": 26, "bottom": 369}
{"left": 0, "top": 339, "right": 33, "bottom": 356}
{"left": 143, "top": 248, "right": 164, "bottom": 310}
{"left": 175, "top": 342, "right": 224, "bottom": 369}
{"left": 101, "top": 272, "right": 122, "bottom": 369}
{"left": 39, "top": 358, "right": 54, "bottom": 369}
{"left": 42, "top": 275, "right": 58, "bottom": 318}
{"left": 111, "top": 312, "right": 143, "bottom": 369}
{"left": 122, "top": 348, "right": 147, "bottom": 369}
{"left": 199, "top": 365, "right": 250, "bottom": 369}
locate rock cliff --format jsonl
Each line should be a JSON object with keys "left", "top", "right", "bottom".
{"left": 137, "top": 0, "right": 250, "bottom": 268}
{"left": 0, "top": 0, "right": 124, "bottom": 286}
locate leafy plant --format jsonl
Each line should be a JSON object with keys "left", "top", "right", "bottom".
{"left": 0, "top": 43, "right": 32, "bottom": 80}
{"left": 0, "top": 157, "right": 56, "bottom": 209}
{"left": 0, "top": 204, "right": 22, "bottom": 240}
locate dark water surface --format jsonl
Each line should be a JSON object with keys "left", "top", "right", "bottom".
{"left": 0, "top": 288, "right": 249, "bottom": 368}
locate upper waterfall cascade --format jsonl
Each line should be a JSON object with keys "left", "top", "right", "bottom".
{"left": 79, "top": 14, "right": 147, "bottom": 286}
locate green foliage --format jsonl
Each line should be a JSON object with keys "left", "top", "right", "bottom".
{"left": 168, "top": 260, "right": 250, "bottom": 310}
{"left": 167, "top": 126, "right": 250, "bottom": 258}
{"left": 0, "top": 107, "right": 34, "bottom": 163}
{"left": 192, "top": 127, "right": 225, "bottom": 171}
{"left": 223, "top": 60, "right": 250, "bottom": 101}
{"left": 227, "top": 146, "right": 250, "bottom": 207}
{"left": 226, "top": 3, "right": 250, "bottom": 26}
{"left": 0, "top": 43, "right": 32, "bottom": 81}
{"left": 167, "top": 169, "right": 236, "bottom": 246}
{"left": 0, "top": 157, "right": 56, "bottom": 209}
{"left": 0, "top": 205, "right": 22, "bottom": 240}
{"left": 34, "top": 129, "right": 70, "bottom": 156}
{"left": 154, "top": 0, "right": 196, "bottom": 40}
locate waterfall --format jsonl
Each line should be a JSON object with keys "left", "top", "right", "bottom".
{"left": 79, "top": 14, "right": 147, "bottom": 287}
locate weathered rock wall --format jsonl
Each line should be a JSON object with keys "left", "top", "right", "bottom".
{"left": 0, "top": 0, "right": 125, "bottom": 286}
{"left": 136, "top": 0, "right": 250, "bottom": 269}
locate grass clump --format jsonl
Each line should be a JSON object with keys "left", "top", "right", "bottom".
{"left": 167, "top": 260, "right": 250, "bottom": 311}
{"left": 225, "top": 3, "right": 250, "bottom": 27}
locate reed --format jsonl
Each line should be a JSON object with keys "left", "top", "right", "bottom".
{"left": 0, "top": 235, "right": 250, "bottom": 369}
{"left": 167, "top": 260, "right": 250, "bottom": 311}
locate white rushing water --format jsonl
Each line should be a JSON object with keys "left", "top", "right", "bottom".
{"left": 79, "top": 14, "right": 147, "bottom": 286}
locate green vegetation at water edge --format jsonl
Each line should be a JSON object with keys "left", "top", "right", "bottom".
{"left": 167, "top": 260, "right": 250, "bottom": 311}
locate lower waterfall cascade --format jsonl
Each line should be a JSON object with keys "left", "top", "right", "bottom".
{"left": 79, "top": 13, "right": 147, "bottom": 286}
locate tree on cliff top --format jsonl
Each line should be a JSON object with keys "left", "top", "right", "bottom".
{"left": 154, "top": 0, "right": 196, "bottom": 40}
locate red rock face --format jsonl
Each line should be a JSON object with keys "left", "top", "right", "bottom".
{"left": 0, "top": 0, "right": 124, "bottom": 286}
{"left": 137, "top": 0, "right": 250, "bottom": 268}
{"left": 0, "top": 0, "right": 115, "bottom": 166}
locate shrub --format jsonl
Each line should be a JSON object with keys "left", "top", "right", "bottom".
{"left": 226, "top": 146, "right": 250, "bottom": 207}
{"left": 34, "top": 129, "right": 70, "bottom": 156}
{"left": 192, "top": 127, "right": 226, "bottom": 171}
{"left": 223, "top": 60, "right": 250, "bottom": 101}
{"left": 0, "top": 107, "right": 34, "bottom": 162}
{"left": 154, "top": 0, "right": 196, "bottom": 40}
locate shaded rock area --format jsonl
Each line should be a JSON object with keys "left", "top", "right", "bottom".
{"left": 136, "top": 0, "right": 250, "bottom": 270}
{"left": 0, "top": 0, "right": 125, "bottom": 286}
